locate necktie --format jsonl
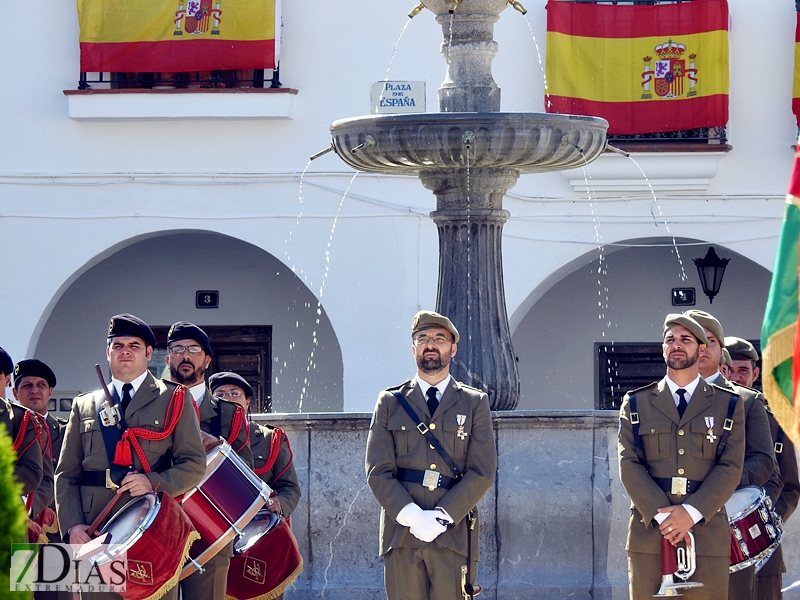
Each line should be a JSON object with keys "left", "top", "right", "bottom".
{"left": 676, "top": 388, "right": 688, "bottom": 418}
{"left": 426, "top": 387, "right": 439, "bottom": 417}
{"left": 121, "top": 383, "right": 134, "bottom": 414}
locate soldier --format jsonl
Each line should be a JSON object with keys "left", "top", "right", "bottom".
{"left": 0, "top": 346, "right": 44, "bottom": 497}
{"left": 721, "top": 348, "right": 733, "bottom": 380}
{"left": 165, "top": 322, "right": 253, "bottom": 600}
{"left": 13, "top": 359, "right": 66, "bottom": 600}
{"left": 725, "top": 337, "right": 800, "bottom": 600}
{"left": 683, "top": 310, "right": 776, "bottom": 600}
{"left": 365, "top": 310, "right": 497, "bottom": 600}
{"left": 619, "top": 313, "right": 745, "bottom": 600}
{"left": 55, "top": 313, "right": 206, "bottom": 600}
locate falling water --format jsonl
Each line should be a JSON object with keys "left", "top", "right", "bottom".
{"left": 522, "top": 14, "right": 549, "bottom": 110}
{"left": 383, "top": 18, "right": 412, "bottom": 81}
{"left": 284, "top": 159, "right": 313, "bottom": 281}
{"left": 626, "top": 155, "right": 688, "bottom": 282}
{"left": 444, "top": 13, "right": 455, "bottom": 112}
{"left": 297, "top": 172, "right": 359, "bottom": 412}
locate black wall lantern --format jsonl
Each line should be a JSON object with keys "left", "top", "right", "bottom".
{"left": 693, "top": 247, "right": 730, "bottom": 304}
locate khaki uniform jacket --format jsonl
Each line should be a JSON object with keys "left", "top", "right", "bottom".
{"left": 619, "top": 377, "right": 745, "bottom": 558}
{"left": 0, "top": 397, "right": 43, "bottom": 495}
{"left": 198, "top": 388, "right": 253, "bottom": 469}
{"left": 250, "top": 423, "right": 301, "bottom": 517}
{"left": 365, "top": 378, "right": 496, "bottom": 559}
{"left": 55, "top": 373, "right": 206, "bottom": 536}
{"left": 30, "top": 413, "right": 66, "bottom": 518}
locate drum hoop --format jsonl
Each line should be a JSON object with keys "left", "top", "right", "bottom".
{"left": 234, "top": 511, "right": 282, "bottom": 555}
{"left": 220, "top": 443, "right": 271, "bottom": 491}
{"left": 729, "top": 538, "right": 781, "bottom": 573}
{"left": 727, "top": 487, "right": 766, "bottom": 522}
{"left": 181, "top": 439, "right": 231, "bottom": 501}
{"left": 94, "top": 493, "right": 161, "bottom": 564}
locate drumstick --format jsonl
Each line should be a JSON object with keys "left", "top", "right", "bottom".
{"left": 95, "top": 364, "right": 121, "bottom": 430}
{"left": 86, "top": 493, "right": 123, "bottom": 538}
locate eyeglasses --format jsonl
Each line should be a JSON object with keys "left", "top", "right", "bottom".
{"left": 413, "top": 334, "right": 452, "bottom": 346}
{"left": 216, "top": 390, "right": 243, "bottom": 399}
{"left": 168, "top": 345, "right": 204, "bottom": 355}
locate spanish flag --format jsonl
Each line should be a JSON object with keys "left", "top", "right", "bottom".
{"left": 793, "top": 12, "right": 800, "bottom": 127}
{"left": 545, "top": 0, "right": 729, "bottom": 135}
{"left": 77, "top": 0, "right": 278, "bottom": 73}
{"left": 762, "top": 146, "right": 800, "bottom": 447}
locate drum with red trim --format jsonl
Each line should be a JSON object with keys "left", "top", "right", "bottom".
{"left": 725, "top": 486, "right": 783, "bottom": 573}
{"left": 180, "top": 440, "right": 271, "bottom": 579}
{"left": 226, "top": 509, "right": 304, "bottom": 600}
{"left": 92, "top": 491, "right": 198, "bottom": 600}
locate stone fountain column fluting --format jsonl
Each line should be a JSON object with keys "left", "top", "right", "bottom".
{"left": 428, "top": 9, "right": 519, "bottom": 409}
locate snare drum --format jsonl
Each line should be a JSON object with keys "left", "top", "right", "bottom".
{"left": 93, "top": 491, "right": 199, "bottom": 600}
{"left": 226, "top": 509, "right": 304, "bottom": 600}
{"left": 180, "top": 440, "right": 271, "bottom": 579}
{"left": 725, "top": 486, "right": 783, "bottom": 573}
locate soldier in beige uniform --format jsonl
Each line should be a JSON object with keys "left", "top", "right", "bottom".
{"left": 55, "top": 314, "right": 206, "bottom": 600}
{"left": 619, "top": 314, "right": 745, "bottom": 600}
{"left": 0, "top": 347, "right": 44, "bottom": 497}
{"left": 366, "top": 311, "right": 497, "bottom": 600}
{"left": 683, "top": 311, "right": 776, "bottom": 600}
{"left": 164, "top": 322, "right": 253, "bottom": 600}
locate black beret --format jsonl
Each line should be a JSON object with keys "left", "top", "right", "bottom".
{"left": 0, "top": 347, "right": 12, "bottom": 376}
{"left": 208, "top": 372, "right": 254, "bottom": 399}
{"left": 168, "top": 322, "right": 213, "bottom": 357}
{"left": 14, "top": 359, "right": 56, "bottom": 389}
{"left": 107, "top": 313, "right": 156, "bottom": 347}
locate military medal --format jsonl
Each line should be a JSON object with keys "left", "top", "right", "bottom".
{"left": 704, "top": 416, "right": 716, "bottom": 443}
{"left": 456, "top": 414, "right": 468, "bottom": 440}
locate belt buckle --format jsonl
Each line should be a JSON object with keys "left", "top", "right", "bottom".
{"left": 671, "top": 476, "right": 688, "bottom": 496}
{"left": 105, "top": 469, "right": 119, "bottom": 491}
{"left": 423, "top": 469, "right": 440, "bottom": 491}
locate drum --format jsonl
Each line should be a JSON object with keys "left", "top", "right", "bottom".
{"left": 93, "top": 491, "right": 199, "bottom": 600}
{"left": 226, "top": 509, "right": 304, "bottom": 600}
{"left": 180, "top": 439, "right": 271, "bottom": 579}
{"left": 725, "top": 486, "right": 783, "bottom": 573}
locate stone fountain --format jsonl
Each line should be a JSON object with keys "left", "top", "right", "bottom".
{"left": 330, "top": 0, "right": 608, "bottom": 410}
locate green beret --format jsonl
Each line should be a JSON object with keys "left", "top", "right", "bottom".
{"left": 411, "top": 310, "right": 459, "bottom": 343}
{"left": 663, "top": 313, "right": 709, "bottom": 346}
{"left": 683, "top": 309, "right": 724, "bottom": 345}
{"left": 0, "top": 347, "right": 12, "bottom": 376}
{"left": 721, "top": 348, "right": 733, "bottom": 368}
{"left": 107, "top": 313, "right": 156, "bottom": 347}
{"left": 14, "top": 359, "right": 56, "bottom": 389}
{"left": 725, "top": 336, "right": 759, "bottom": 362}
{"left": 208, "top": 372, "right": 254, "bottom": 399}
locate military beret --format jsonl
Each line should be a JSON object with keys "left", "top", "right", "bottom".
{"left": 663, "top": 313, "right": 709, "bottom": 346}
{"left": 721, "top": 348, "right": 733, "bottom": 368}
{"left": 411, "top": 310, "right": 460, "bottom": 344}
{"left": 208, "top": 372, "right": 254, "bottom": 399}
{"left": 725, "top": 336, "right": 760, "bottom": 362}
{"left": 168, "top": 321, "right": 213, "bottom": 357}
{"left": 107, "top": 313, "right": 156, "bottom": 348}
{"left": 13, "top": 359, "right": 56, "bottom": 389}
{"left": 683, "top": 310, "right": 724, "bottom": 345}
{"left": 0, "top": 347, "right": 12, "bottom": 376}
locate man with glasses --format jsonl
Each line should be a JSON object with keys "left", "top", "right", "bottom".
{"left": 365, "top": 310, "right": 497, "bottom": 600}
{"left": 165, "top": 321, "right": 253, "bottom": 600}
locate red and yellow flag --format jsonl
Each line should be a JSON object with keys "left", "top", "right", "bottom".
{"left": 545, "top": 0, "right": 729, "bottom": 135}
{"left": 793, "top": 13, "right": 800, "bottom": 127}
{"left": 762, "top": 146, "right": 800, "bottom": 447}
{"left": 77, "top": 0, "right": 278, "bottom": 73}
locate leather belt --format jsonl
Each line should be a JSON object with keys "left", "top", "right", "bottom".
{"left": 397, "top": 468, "right": 457, "bottom": 491}
{"left": 80, "top": 469, "right": 127, "bottom": 489}
{"left": 653, "top": 476, "right": 703, "bottom": 496}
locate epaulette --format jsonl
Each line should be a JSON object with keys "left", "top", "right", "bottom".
{"left": 54, "top": 415, "right": 68, "bottom": 425}
{"left": 217, "top": 396, "right": 243, "bottom": 413}
{"left": 160, "top": 378, "right": 181, "bottom": 389}
{"left": 385, "top": 380, "right": 412, "bottom": 392}
{"left": 625, "top": 381, "right": 658, "bottom": 395}
{"left": 709, "top": 381, "right": 738, "bottom": 396}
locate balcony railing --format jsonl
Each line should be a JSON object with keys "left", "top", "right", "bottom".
{"left": 78, "top": 66, "right": 281, "bottom": 91}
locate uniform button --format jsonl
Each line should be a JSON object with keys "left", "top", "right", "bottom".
{"left": 258, "top": 455, "right": 263, "bottom": 459}
{"left": 678, "top": 449, "right": 685, "bottom": 455}
{"left": 154, "top": 420, "right": 160, "bottom": 425}
{"left": 428, "top": 485, "right": 435, "bottom": 492}
{"left": 430, "top": 444, "right": 435, "bottom": 450}
{"left": 430, "top": 423, "right": 436, "bottom": 430}
{"left": 678, "top": 429, "right": 685, "bottom": 436}
{"left": 678, "top": 468, "right": 685, "bottom": 475}
{"left": 401, "top": 425, "right": 406, "bottom": 431}
{"left": 650, "top": 428, "right": 656, "bottom": 434}
{"left": 430, "top": 464, "right": 437, "bottom": 470}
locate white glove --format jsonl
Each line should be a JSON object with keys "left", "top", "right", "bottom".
{"left": 396, "top": 504, "right": 447, "bottom": 542}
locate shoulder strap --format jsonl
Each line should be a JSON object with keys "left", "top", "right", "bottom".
{"left": 716, "top": 394, "right": 739, "bottom": 460}
{"left": 627, "top": 393, "right": 646, "bottom": 466}
{"left": 390, "top": 390, "right": 463, "bottom": 479}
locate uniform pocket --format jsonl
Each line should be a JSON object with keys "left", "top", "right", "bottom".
{"left": 387, "top": 411, "right": 418, "bottom": 456}
{"left": 441, "top": 416, "right": 469, "bottom": 458}
{"left": 690, "top": 420, "right": 715, "bottom": 460}
{"left": 81, "top": 418, "right": 100, "bottom": 455}
{"left": 639, "top": 421, "right": 672, "bottom": 461}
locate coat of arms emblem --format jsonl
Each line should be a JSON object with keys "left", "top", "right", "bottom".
{"left": 174, "top": 0, "right": 222, "bottom": 36}
{"left": 641, "top": 40, "right": 698, "bottom": 100}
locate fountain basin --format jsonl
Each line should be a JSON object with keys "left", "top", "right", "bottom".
{"left": 330, "top": 112, "right": 609, "bottom": 176}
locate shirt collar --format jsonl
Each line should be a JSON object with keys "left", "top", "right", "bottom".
{"left": 704, "top": 370, "right": 721, "bottom": 385}
{"left": 415, "top": 374, "right": 451, "bottom": 400}
{"left": 111, "top": 369, "right": 149, "bottom": 399}
{"left": 665, "top": 373, "right": 702, "bottom": 403}
{"left": 189, "top": 382, "right": 207, "bottom": 404}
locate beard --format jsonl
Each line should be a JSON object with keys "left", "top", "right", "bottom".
{"left": 666, "top": 346, "right": 700, "bottom": 370}
{"left": 170, "top": 361, "right": 205, "bottom": 386}
{"left": 416, "top": 348, "right": 451, "bottom": 374}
